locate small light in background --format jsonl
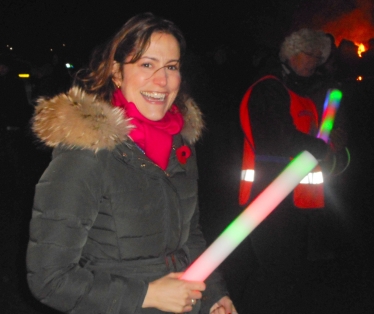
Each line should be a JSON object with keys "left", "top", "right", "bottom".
{"left": 357, "top": 76, "right": 363, "bottom": 81}
{"left": 18, "top": 74, "right": 30, "bottom": 78}
{"left": 65, "top": 63, "right": 74, "bottom": 69}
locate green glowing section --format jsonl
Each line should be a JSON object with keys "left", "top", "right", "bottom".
{"left": 330, "top": 90, "right": 342, "bottom": 102}
{"left": 318, "top": 89, "right": 342, "bottom": 142}
{"left": 321, "top": 120, "right": 334, "bottom": 131}
{"left": 223, "top": 216, "right": 253, "bottom": 245}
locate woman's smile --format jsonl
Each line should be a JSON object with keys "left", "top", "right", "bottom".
{"left": 140, "top": 91, "right": 168, "bottom": 102}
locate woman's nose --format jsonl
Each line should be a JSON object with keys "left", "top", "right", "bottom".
{"left": 153, "top": 67, "right": 167, "bottom": 86}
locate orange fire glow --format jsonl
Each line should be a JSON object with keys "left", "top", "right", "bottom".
{"left": 356, "top": 43, "right": 366, "bottom": 57}
{"left": 319, "top": 0, "right": 374, "bottom": 57}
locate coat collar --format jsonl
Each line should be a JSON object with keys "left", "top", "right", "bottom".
{"left": 33, "top": 87, "right": 204, "bottom": 151}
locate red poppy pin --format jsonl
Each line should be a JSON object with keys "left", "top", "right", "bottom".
{"left": 176, "top": 145, "right": 191, "bottom": 165}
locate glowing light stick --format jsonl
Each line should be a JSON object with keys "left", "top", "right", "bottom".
{"left": 317, "top": 89, "right": 342, "bottom": 143}
{"left": 181, "top": 89, "right": 342, "bottom": 282}
{"left": 181, "top": 150, "right": 318, "bottom": 281}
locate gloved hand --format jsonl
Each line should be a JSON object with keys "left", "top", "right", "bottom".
{"left": 329, "top": 127, "right": 348, "bottom": 152}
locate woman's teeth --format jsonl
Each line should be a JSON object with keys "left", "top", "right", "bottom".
{"left": 140, "top": 91, "right": 166, "bottom": 101}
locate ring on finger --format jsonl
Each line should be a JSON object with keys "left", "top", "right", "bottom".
{"left": 191, "top": 299, "right": 196, "bottom": 306}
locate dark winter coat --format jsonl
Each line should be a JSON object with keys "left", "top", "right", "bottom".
{"left": 26, "top": 87, "right": 227, "bottom": 314}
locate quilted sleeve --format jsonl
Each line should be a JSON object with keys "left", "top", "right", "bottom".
{"left": 26, "top": 148, "right": 147, "bottom": 314}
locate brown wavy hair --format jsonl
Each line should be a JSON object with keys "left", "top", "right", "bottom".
{"left": 75, "top": 12, "right": 187, "bottom": 110}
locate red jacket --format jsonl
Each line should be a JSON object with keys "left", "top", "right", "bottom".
{"left": 239, "top": 75, "right": 326, "bottom": 208}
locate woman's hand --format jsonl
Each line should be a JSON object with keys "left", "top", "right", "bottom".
{"left": 142, "top": 272, "right": 205, "bottom": 313}
{"left": 210, "top": 296, "right": 237, "bottom": 314}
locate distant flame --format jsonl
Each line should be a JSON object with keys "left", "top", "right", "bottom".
{"left": 317, "top": 0, "right": 374, "bottom": 57}
{"left": 356, "top": 43, "right": 366, "bottom": 57}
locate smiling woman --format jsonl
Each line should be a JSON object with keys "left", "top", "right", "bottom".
{"left": 26, "top": 12, "right": 235, "bottom": 314}
{"left": 112, "top": 32, "right": 181, "bottom": 121}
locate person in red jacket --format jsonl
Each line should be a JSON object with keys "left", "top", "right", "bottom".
{"left": 236, "top": 29, "right": 333, "bottom": 313}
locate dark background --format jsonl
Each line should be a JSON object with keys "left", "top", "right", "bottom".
{"left": 1, "top": 0, "right": 374, "bottom": 313}
{"left": 2, "top": 0, "right": 372, "bottom": 67}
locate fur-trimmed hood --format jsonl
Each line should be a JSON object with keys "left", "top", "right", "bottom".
{"left": 33, "top": 87, "right": 204, "bottom": 151}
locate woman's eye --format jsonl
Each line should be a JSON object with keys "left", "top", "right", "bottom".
{"left": 141, "top": 63, "right": 152, "bottom": 68}
{"left": 167, "top": 64, "right": 179, "bottom": 71}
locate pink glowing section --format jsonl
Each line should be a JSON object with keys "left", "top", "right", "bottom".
{"left": 181, "top": 151, "right": 318, "bottom": 282}
{"left": 317, "top": 89, "right": 342, "bottom": 143}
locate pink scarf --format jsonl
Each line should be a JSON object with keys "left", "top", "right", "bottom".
{"left": 112, "top": 88, "right": 184, "bottom": 170}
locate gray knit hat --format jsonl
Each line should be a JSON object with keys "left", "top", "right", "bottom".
{"left": 279, "top": 28, "right": 331, "bottom": 66}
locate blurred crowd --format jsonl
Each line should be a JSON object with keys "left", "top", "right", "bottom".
{"left": 0, "top": 51, "right": 73, "bottom": 190}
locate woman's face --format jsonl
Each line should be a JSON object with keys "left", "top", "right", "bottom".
{"left": 114, "top": 32, "right": 181, "bottom": 121}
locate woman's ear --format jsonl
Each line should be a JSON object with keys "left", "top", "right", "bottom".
{"left": 112, "top": 61, "right": 122, "bottom": 87}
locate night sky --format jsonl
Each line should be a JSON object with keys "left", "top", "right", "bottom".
{"left": 2, "top": 0, "right": 370, "bottom": 66}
